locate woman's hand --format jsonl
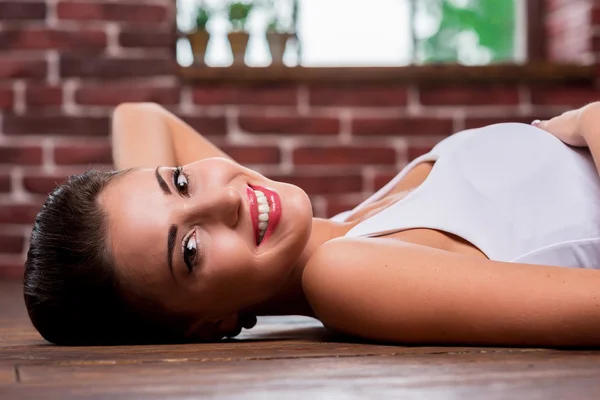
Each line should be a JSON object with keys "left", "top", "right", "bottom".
{"left": 532, "top": 107, "right": 587, "bottom": 147}
{"left": 534, "top": 101, "right": 600, "bottom": 184}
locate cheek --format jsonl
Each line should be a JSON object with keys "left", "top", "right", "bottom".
{"left": 202, "top": 232, "right": 256, "bottom": 283}
{"left": 201, "top": 231, "right": 286, "bottom": 299}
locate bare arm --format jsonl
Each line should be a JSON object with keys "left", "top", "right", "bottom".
{"left": 303, "top": 237, "right": 600, "bottom": 347}
{"left": 111, "top": 102, "right": 233, "bottom": 170}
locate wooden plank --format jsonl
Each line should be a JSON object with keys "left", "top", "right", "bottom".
{"left": 18, "top": 350, "right": 600, "bottom": 385}
{"left": 3, "top": 376, "right": 600, "bottom": 400}
{"left": 2, "top": 336, "right": 523, "bottom": 366}
{"left": 0, "top": 365, "right": 15, "bottom": 384}
{"left": 9, "top": 352, "right": 600, "bottom": 399}
{"left": 178, "top": 64, "right": 594, "bottom": 84}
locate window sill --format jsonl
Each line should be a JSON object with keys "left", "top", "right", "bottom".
{"left": 178, "top": 63, "right": 594, "bottom": 84}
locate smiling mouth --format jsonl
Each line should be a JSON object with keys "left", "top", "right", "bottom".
{"left": 247, "top": 185, "right": 281, "bottom": 247}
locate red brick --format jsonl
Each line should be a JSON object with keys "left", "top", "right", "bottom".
{"left": 181, "top": 116, "right": 227, "bottom": 137}
{"left": 464, "top": 113, "right": 561, "bottom": 130}
{"left": 220, "top": 146, "right": 281, "bottom": 164}
{"left": 592, "top": 33, "right": 600, "bottom": 52}
{"left": 591, "top": 4, "right": 600, "bottom": 24}
{"left": 529, "top": 86, "right": 600, "bottom": 107}
{"left": 0, "top": 28, "right": 106, "bottom": 52}
{"left": 0, "top": 233, "right": 24, "bottom": 254}
{"left": 0, "top": 203, "right": 42, "bottom": 224}
{"left": 54, "top": 142, "right": 112, "bottom": 165}
{"left": 0, "top": 173, "right": 10, "bottom": 193}
{"left": 119, "top": 29, "right": 174, "bottom": 48}
{"left": 75, "top": 85, "right": 180, "bottom": 106}
{"left": 60, "top": 55, "right": 174, "bottom": 78}
{"left": 23, "top": 173, "right": 69, "bottom": 195}
{"left": 293, "top": 147, "right": 396, "bottom": 165}
{"left": 352, "top": 117, "right": 453, "bottom": 136}
{"left": 0, "top": 56, "right": 46, "bottom": 79}
{"left": 0, "top": 1, "right": 46, "bottom": 20}
{"left": 0, "top": 86, "right": 13, "bottom": 110}
{"left": 26, "top": 85, "right": 62, "bottom": 107}
{"left": 4, "top": 115, "right": 109, "bottom": 136}
{"left": 309, "top": 85, "right": 408, "bottom": 107}
{"left": 325, "top": 196, "right": 365, "bottom": 218}
{"left": 373, "top": 170, "right": 399, "bottom": 191}
{"left": 192, "top": 86, "right": 297, "bottom": 106}
{"left": 239, "top": 115, "right": 339, "bottom": 135}
{"left": 0, "top": 259, "right": 25, "bottom": 280}
{"left": 267, "top": 174, "right": 362, "bottom": 195}
{"left": 419, "top": 85, "right": 520, "bottom": 106}
{"left": 0, "top": 145, "right": 43, "bottom": 165}
{"left": 57, "top": 1, "right": 167, "bottom": 23}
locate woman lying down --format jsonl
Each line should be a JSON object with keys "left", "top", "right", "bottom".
{"left": 23, "top": 102, "right": 600, "bottom": 347}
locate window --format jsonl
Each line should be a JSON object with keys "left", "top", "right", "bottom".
{"left": 177, "top": 0, "right": 524, "bottom": 67}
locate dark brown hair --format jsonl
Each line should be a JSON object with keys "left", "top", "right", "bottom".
{"left": 23, "top": 169, "right": 186, "bottom": 345}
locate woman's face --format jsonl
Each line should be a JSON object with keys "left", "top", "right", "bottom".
{"left": 100, "top": 157, "right": 313, "bottom": 326}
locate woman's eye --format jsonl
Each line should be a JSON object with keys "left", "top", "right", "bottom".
{"left": 183, "top": 233, "right": 197, "bottom": 274}
{"left": 173, "top": 167, "right": 189, "bottom": 196}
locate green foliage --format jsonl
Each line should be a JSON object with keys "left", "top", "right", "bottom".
{"left": 228, "top": 1, "right": 254, "bottom": 31}
{"left": 194, "top": 5, "right": 211, "bottom": 31}
{"left": 267, "top": 15, "right": 279, "bottom": 32}
{"left": 418, "top": 0, "right": 515, "bottom": 64}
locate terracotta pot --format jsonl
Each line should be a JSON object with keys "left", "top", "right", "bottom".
{"left": 187, "top": 30, "right": 211, "bottom": 65}
{"left": 266, "top": 32, "right": 292, "bottom": 65}
{"left": 227, "top": 31, "right": 250, "bottom": 66}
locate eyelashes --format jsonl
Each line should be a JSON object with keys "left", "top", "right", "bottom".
{"left": 183, "top": 231, "right": 197, "bottom": 274}
{"left": 173, "top": 166, "right": 197, "bottom": 273}
{"left": 172, "top": 165, "right": 190, "bottom": 197}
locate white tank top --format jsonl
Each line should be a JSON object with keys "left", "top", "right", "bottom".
{"left": 330, "top": 123, "right": 600, "bottom": 268}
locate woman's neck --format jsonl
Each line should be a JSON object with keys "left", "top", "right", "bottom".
{"left": 243, "top": 217, "right": 353, "bottom": 318}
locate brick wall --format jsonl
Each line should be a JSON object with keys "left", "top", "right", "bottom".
{"left": 0, "top": 0, "right": 599, "bottom": 279}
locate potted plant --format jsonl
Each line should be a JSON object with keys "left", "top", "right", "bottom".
{"left": 226, "top": 1, "right": 254, "bottom": 66}
{"left": 266, "top": 15, "right": 293, "bottom": 66}
{"left": 187, "top": 4, "right": 212, "bottom": 65}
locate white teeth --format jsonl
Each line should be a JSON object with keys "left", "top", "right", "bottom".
{"left": 253, "top": 189, "right": 271, "bottom": 245}
{"left": 258, "top": 213, "right": 269, "bottom": 222}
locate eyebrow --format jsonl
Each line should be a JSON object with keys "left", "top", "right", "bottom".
{"left": 155, "top": 166, "right": 171, "bottom": 195}
{"left": 157, "top": 167, "right": 176, "bottom": 279}
{"left": 167, "top": 224, "right": 177, "bottom": 280}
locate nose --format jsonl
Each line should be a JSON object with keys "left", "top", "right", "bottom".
{"left": 182, "top": 185, "right": 241, "bottom": 228}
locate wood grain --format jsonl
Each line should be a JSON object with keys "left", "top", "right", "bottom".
{"left": 2, "top": 281, "right": 600, "bottom": 399}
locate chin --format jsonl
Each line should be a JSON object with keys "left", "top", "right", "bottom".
{"left": 261, "top": 182, "right": 312, "bottom": 279}
{"left": 284, "top": 182, "right": 313, "bottom": 239}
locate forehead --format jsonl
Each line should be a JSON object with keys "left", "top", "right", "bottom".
{"left": 99, "top": 168, "right": 172, "bottom": 287}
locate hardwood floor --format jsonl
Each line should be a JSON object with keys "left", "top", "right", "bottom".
{"left": 2, "top": 281, "right": 600, "bottom": 399}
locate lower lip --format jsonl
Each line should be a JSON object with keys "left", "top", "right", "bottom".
{"left": 249, "top": 185, "right": 281, "bottom": 246}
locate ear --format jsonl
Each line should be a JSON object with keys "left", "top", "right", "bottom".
{"left": 184, "top": 313, "right": 244, "bottom": 341}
